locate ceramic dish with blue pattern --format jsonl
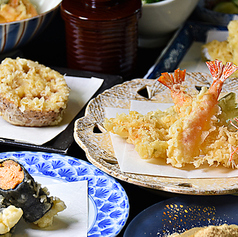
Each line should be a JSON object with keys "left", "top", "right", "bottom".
{"left": 0, "top": 151, "right": 129, "bottom": 237}
{"left": 146, "top": 21, "right": 228, "bottom": 79}
{"left": 0, "top": 0, "right": 61, "bottom": 54}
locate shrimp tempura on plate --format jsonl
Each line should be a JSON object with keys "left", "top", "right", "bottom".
{"left": 159, "top": 60, "right": 238, "bottom": 167}
{"left": 104, "top": 60, "right": 238, "bottom": 169}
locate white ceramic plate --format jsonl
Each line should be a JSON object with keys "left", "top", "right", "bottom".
{"left": 0, "top": 151, "right": 129, "bottom": 237}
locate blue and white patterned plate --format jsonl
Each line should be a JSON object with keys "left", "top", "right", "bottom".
{"left": 0, "top": 151, "right": 129, "bottom": 237}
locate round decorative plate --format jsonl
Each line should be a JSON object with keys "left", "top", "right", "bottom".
{"left": 0, "top": 151, "right": 129, "bottom": 237}
{"left": 74, "top": 73, "right": 238, "bottom": 195}
{"left": 124, "top": 195, "right": 238, "bottom": 237}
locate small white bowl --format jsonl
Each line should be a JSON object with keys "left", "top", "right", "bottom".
{"left": 138, "top": 0, "right": 199, "bottom": 48}
{"left": 0, "top": 0, "right": 61, "bottom": 54}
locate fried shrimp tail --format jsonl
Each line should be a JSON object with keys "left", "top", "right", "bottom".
{"left": 158, "top": 68, "right": 192, "bottom": 114}
{"left": 167, "top": 60, "right": 238, "bottom": 167}
{"left": 206, "top": 60, "right": 238, "bottom": 98}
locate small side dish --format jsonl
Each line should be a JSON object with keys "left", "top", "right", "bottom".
{"left": 0, "top": 58, "right": 70, "bottom": 127}
{"left": 202, "top": 19, "right": 238, "bottom": 78}
{"left": 104, "top": 60, "right": 238, "bottom": 169}
{"left": 210, "top": 0, "right": 238, "bottom": 14}
{"left": 168, "top": 224, "right": 238, "bottom": 236}
{"left": 0, "top": 158, "right": 66, "bottom": 235}
{"left": 0, "top": 0, "right": 38, "bottom": 23}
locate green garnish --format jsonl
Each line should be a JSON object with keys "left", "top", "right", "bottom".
{"left": 142, "top": 0, "right": 164, "bottom": 3}
{"left": 218, "top": 92, "right": 238, "bottom": 124}
{"left": 213, "top": 1, "right": 238, "bottom": 14}
{"left": 232, "top": 0, "right": 238, "bottom": 7}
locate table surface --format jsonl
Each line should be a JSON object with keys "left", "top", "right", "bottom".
{"left": 0, "top": 9, "right": 191, "bottom": 237}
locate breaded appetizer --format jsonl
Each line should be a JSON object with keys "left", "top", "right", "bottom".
{"left": 0, "top": 58, "right": 70, "bottom": 127}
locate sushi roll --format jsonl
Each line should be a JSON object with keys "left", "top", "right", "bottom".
{"left": 0, "top": 159, "right": 59, "bottom": 224}
{"left": 0, "top": 198, "right": 23, "bottom": 235}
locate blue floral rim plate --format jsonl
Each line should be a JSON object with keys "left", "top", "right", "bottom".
{"left": 0, "top": 151, "right": 129, "bottom": 237}
{"left": 124, "top": 195, "right": 238, "bottom": 237}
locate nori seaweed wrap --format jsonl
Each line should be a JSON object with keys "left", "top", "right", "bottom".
{"left": 0, "top": 159, "right": 53, "bottom": 223}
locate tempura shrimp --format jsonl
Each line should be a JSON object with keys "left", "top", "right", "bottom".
{"left": 158, "top": 60, "right": 238, "bottom": 167}
{"left": 158, "top": 68, "right": 192, "bottom": 114}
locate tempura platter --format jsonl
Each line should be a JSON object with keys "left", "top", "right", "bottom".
{"left": 74, "top": 73, "right": 238, "bottom": 195}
